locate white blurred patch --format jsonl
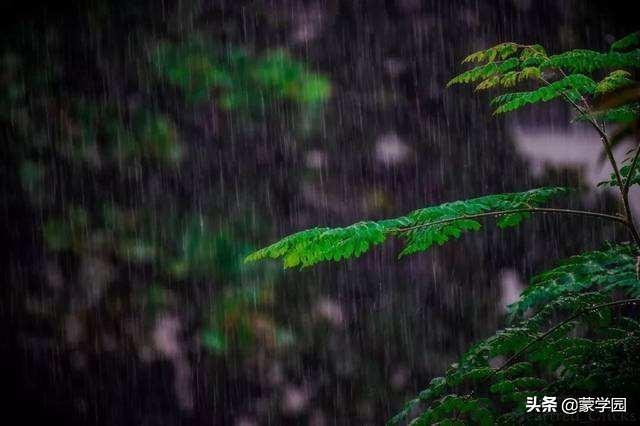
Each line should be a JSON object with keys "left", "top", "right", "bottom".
{"left": 75, "top": 256, "right": 115, "bottom": 309}
{"left": 390, "top": 366, "right": 411, "bottom": 390}
{"left": 375, "top": 133, "right": 411, "bottom": 165}
{"left": 314, "top": 297, "right": 345, "bottom": 327}
{"left": 511, "top": 125, "right": 639, "bottom": 219}
{"left": 281, "top": 385, "right": 309, "bottom": 416}
{"left": 152, "top": 315, "right": 193, "bottom": 412}
{"left": 305, "top": 149, "right": 327, "bottom": 169}
{"left": 291, "top": 5, "right": 325, "bottom": 44}
{"left": 153, "top": 316, "right": 181, "bottom": 358}
{"left": 384, "top": 58, "right": 406, "bottom": 77}
{"left": 499, "top": 268, "right": 524, "bottom": 312}
{"left": 512, "top": 126, "right": 608, "bottom": 182}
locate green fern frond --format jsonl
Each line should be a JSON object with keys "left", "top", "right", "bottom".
{"left": 611, "top": 31, "right": 640, "bottom": 52}
{"left": 246, "top": 188, "right": 568, "bottom": 268}
{"left": 577, "top": 103, "right": 640, "bottom": 123}
{"left": 595, "top": 70, "right": 633, "bottom": 94}
{"left": 462, "top": 49, "right": 488, "bottom": 64}
{"left": 475, "top": 68, "right": 540, "bottom": 91}
{"left": 491, "top": 75, "right": 596, "bottom": 114}
{"left": 462, "top": 43, "right": 520, "bottom": 64}
{"left": 540, "top": 49, "right": 640, "bottom": 73}
{"left": 244, "top": 222, "right": 388, "bottom": 268}
{"left": 518, "top": 66, "right": 541, "bottom": 81}
{"left": 447, "top": 58, "right": 520, "bottom": 87}
{"left": 475, "top": 75, "right": 502, "bottom": 91}
{"left": 519, "top": 44, "right": 546, "bottom": 62}
{"left": 399, "top": 188, "right": 569, "bottom": 257}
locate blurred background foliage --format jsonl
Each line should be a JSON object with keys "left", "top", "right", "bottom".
{"left": 151, "top": 37, "right": 331, "bottom": 108}
{"left": 0, "top": 1, "right": 637, "bottom": 425}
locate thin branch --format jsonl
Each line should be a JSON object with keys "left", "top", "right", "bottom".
{"left": 493, "top": 298, "right": 640, "bottom": 375}
{"left": 537, "top": 74, "right": 639, "bottom": 245}
{"left": 623, "top": 145, "right": 640, "bottom": 194}
{"left": 622, "top": 139, "right": 640, "bottom": 246}
{"left": 539, "top": 76, "right": 625, "bottom": 191}
{"left": 392, "top": 207, "right": 629, "bottom": 234}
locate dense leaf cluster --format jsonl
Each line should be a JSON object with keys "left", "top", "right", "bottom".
{"left": 448, "top": 34, "right": 640, "bottom": 122}
{"left": 388, "top": 247, "right": 640, "bottom": 425}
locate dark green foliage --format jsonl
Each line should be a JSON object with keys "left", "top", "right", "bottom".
{"left": 246, "top": 188, "right": 568, "bottom": 268}
{"left": 540, "top": 49, "right": 640, "bottom": 73}
{"left": 409, "top": 395, "right": 494, "bottom": 426}
{"left": 387, "top": 260, "right": 640, "bottom": 424}
{"left": 509, "top": 244, "right": 640, "bottom": 317}
{"left": 611, "top": 32, "right": 640, "bottom": 51}
{"left": 491, "top": 74, "right": 596, "bottom": 114}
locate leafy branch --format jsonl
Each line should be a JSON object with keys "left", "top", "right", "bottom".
{"left": 246, "top": 187, "right": 635, "bottom": 268}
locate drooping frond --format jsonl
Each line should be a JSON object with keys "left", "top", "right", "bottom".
{"left": 611, "top": 32, "right": 640, "bottom": 52}
{"left": 491, "top": 75, "right": 596, "bottom": 114}
{"left": 246, "top": 187, "right": 569, "bottom": 268}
